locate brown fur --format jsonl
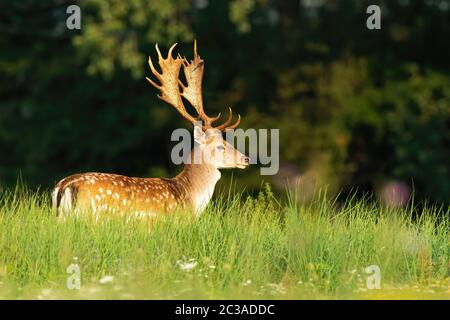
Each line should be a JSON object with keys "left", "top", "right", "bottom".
{"left": 54, "top": 172, "right": 184, "bottom": 215}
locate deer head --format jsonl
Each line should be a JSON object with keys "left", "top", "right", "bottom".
{"left": 192, "top": 125, "right": 249, "bottom": 169}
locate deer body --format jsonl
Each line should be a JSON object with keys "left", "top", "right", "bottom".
{"left": 53, "top": 162, "right": 220, "bottom": 216}
{"left": 53, "top": 42, "right": 249, "bottom": 216}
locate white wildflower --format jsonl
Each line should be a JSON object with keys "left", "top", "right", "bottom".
{"left": 98, "top": 275, "right": 114, "bottom": 284}
{"left": 242, "top": 279, "right": 252, "bottom": 286}
{"left": 176, "top": 258, "right": 197, "bottom": 272}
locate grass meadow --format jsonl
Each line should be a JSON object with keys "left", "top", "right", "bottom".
{"left": 0, "top": 184, "right": 448, "bottom": 300}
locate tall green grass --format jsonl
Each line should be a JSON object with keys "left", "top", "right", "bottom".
{"left": 0, "top": 185, "right": 448, "bottom": 299}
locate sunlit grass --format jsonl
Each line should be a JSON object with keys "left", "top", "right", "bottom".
{"left": 0, "top": 185, "right": 448, "bottom": 299}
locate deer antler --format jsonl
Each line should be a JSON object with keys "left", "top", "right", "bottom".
{"left": 146, "top": 43, "right": 197, "bottom": 126}
{"left": 146, "top": 41, "right": 241, "bottom": 131}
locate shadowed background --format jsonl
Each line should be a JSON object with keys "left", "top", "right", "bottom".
{"left": 0, "top": 0, "right": 449, "bottom": 205}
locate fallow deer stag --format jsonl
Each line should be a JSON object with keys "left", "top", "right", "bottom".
{"left": 52, "top": 42, "right": 249, "bottom": 217}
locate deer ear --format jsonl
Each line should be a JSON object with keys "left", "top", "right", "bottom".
{"left": 193, "top": 124, "right": 206, "bottom": 145}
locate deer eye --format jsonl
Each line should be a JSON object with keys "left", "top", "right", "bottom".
{"left": 216, "top": 145, "right": 225, "bottom": 151}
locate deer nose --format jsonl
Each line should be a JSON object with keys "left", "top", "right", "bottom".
{"left": 243, "top": 155, "right": 250, "bottom": 164}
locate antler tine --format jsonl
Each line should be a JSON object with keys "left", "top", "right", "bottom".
{"left": 194, "top": 39, "right": 198, "bottom": 57}
{"left": 155, "top": 43, "right": 163, "bottom": 60}
{"left": 210, "top": 112, "right": 222, "bottom": 123}
{"left": 146, "top": 58, "right": 160, "bottom": 89}
{"left": 215, "top": 107, "right": 233, "bottom": 129}
{"left": 226, "top": 114, "right": 241, "bottom": 130}
{"left": 167, "top": 43, "right": 177, "bottom": 59}
{"left": 214, "top": 107, "right": 240, "bottom": 131}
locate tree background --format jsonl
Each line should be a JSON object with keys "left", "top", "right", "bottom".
{"left": 0, "top": 0, "right": 449, "bottom": 204}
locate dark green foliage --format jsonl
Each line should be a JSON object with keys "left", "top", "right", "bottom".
{"left": 0, "top": 0, "right": 449, "bottom": 203}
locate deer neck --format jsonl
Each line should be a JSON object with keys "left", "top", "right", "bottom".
{"left": 173, "top": 150, "right": 221, "bottom": 213}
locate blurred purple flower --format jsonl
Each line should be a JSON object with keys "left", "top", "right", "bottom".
{"left": 380, "top": 181, "right": 410, "bottom": 207}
